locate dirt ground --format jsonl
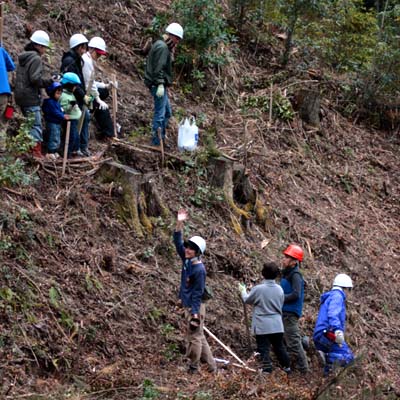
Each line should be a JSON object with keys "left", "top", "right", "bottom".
{"left": 0, "top": 1, "right": 399, "bottom": 399}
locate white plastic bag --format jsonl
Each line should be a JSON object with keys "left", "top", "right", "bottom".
{"left": 178, "top": 117, "right": 198, "bottom": 151}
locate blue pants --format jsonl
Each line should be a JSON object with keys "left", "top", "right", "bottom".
{"left": 68, "top": 120, "right": 80, "bottom": 156}
{"left": 21, "top": 105, "right": 42, "bottom": 142}
{"left": 150, "top": 86, "right": 172, "bottom": 145}
{"left": 79, "top": 109, "right": 90, "bottom": 152}
{"left": 314, "top": 333, "right": 354, "bottom": 373}
{"left": 45, "top": 122, "right": 61, "bottom": 153}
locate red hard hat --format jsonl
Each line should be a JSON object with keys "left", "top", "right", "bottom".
{"left": 283, "top": 244, "right": 304, "bottom": 262}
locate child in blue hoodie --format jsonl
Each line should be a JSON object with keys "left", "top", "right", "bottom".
{"left": 42, "top": 82, "right": 69, "bottom": 159}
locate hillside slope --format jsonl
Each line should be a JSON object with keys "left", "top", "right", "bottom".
{"left": 1, "top": 1, "right": 399, "bottom": 399}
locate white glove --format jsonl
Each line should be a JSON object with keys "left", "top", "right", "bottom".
{"left": 156, "top": 84, "right": 164, "bottom": 98}
{"left": 109, "top": 80, "right": 118, "bottom": 89}
{"left": 334, "top": 330, "right": 344, "bottom": 345}
{"left": 238, "top": 283, "right": 247, "bottom": 296}
{"left": 96, "top": 82, "right": 107, "bottom": 89}
{"left": 97, "top": 98, "right": 109, "bottom": 110}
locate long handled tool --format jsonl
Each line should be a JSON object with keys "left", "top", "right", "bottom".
{"left": 62, "top": 121, "right": 71, "bottom": 176}
{"left": 111, "top": 74, "right": 118, "bottom": 137}
{"left": 0, "top": 3, "right": 4, "bottom": 46}
{"left": 204, "top": 326, "right": 256, "bottom": 371}
{"left": 77, "top": 70, "right": 95, "bottom": 135}
{"left": 239, "top": 294, "right": 252, "bottom": 350}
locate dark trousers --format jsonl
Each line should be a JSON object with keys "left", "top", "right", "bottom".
{"left": 256, "top": 332, "right": 290, "bottom": 372}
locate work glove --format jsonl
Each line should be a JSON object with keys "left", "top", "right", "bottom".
{"left": 97, "top": 98, "right": 109, "bottom": 110}
{"left": 96, "top": 82, "right": 107, "bottom": 89}
{"left": 109, "top": 80, "right": 118, "bottom": 89}
{"left": 334, "top": 330, "right": 344, "bottom": 345}
{"left": 83, "top": 95, "right": 92, "bottom": 106}
{"left": 156, "top": 84, "right": 164, "bottom": 98}
{"left": 189, "top": 317, "right": 200, "bottom": 332}
{"left": 52, "top": 73, "right": 61, "bottom": 82}
{"left": 238, "top": 283, "right": 247, "bottom": 295}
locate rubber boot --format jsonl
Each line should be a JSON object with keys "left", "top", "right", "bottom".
{"left": 31, "top": 142, "right": 44, "bottom": 159}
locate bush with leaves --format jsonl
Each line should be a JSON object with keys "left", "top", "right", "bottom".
{"left": 0, "top": 116, "right": 36, "bottom": 188}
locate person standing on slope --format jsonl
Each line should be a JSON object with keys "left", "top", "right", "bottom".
{"left": 280, "top": 244, "right": 309, "bottom": 374}
{"left": 239, "top": 262, "right": 291, "bottom": 374}
{"left": 173, "top": 209, "right": 216, "bottom": 374}
{"left": 82, "top": 36, "right": 116, "bottom": 141}
{"left": 313, "top": 273, "right": 355, "bottom": 375}
{"left": 14, "top": 30, "right": 54, "bottom": 158}
{"left": 60, "top": 33, "right": 91, "bottom": 157}
{"left": 144, "top": 23, "right": 183, "bottom": 147}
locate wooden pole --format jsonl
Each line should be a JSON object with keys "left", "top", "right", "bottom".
{"left": 204, "top": 326, "right": 247, "bottom": 366}
{"left": 62, "top": 121, "right": 71, "bottom": 176}
{"left": 239, "top": 294, "right": 252, "bottom": 349}
{"left": 111, "top": 74, "right": 118, "bottom": 137}
{"left": 0, "top": 3, "right": 4, "bottom": 46}
{"left": 158, "top": 127, "right": 165, "bottom": 167}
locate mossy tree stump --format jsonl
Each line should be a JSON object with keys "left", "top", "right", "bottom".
{"left": 98, "top": 161, "right": 168, "bottom": 237}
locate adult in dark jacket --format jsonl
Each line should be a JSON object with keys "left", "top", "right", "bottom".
{"left": 239, "top": 262, "right": 291, "bottom": 373}
{"left": 14, "top": 30, "right": 53, "bottom": 158}
{"left": 313, "top": 273, "right": 354, "bottom": 375}
{"left": 144, "top": 23, "right": 183, "bottom": 146}
{"left": 60, "top": 33, "right": 91, "bottom": 157}
{"left": 173, "top": 209, "right": 216, "bottom": 374}
{"left": 280, "top": 244, "right": 309, "bottom": 373}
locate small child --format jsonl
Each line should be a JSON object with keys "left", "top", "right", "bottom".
{"left": 59, "top": 72, "right": 82, "bottom": 158}
{"left": 42, "top": 82, "right": 69, "bottom": 159}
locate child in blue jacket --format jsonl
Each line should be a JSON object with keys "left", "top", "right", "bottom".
{"left": 42, "top": 82, "right": 68, "bottom": 158}
{"left": 313, "top": 273, "right": 355, "bottom": 375}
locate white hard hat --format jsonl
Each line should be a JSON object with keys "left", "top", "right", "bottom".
{"left": 165, "top": 23, "right": 184, "bottom": 39}
{"left": 188, "top": 236, "right": 206, "bottom": 254}
{"left": 333, "top": 273, "right": 353, "bottom": 288}
{"left": 69, "top": 33, "right": 89, "bottom": 49}
{"left": 30, "top": 30, "right": 50, "bottom": 47}
{"left": 88, "top": 37, "right": 107, "bottom": 54}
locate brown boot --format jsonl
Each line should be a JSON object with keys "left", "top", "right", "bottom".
{"left": 31, "top": 142, "right": 44, "bottom": 159}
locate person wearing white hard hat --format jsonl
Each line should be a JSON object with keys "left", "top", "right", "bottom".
{"left": 14, "top": 30, "right": 54, "bottom": 158}
{"left": 173, "top": 209, "right": 216, "bottom": 374}
{"left": 313, "top": 273, "right": 355, "bottom": 375}
{"left": 82, "top": 37, "right": 116, "bottom": 140}
{"left": 144, "top": 23, "right": 183, "bottom": 146}
{"left": 60, "top": 33, "right": 92, "bottom": 157}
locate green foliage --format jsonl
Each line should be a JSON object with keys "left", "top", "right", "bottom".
{"left": 140, "top": 379, "right": 160, "bottom": 399}
{"left": 0, "top": 116, "right": 36, "bottom": 188}
{"left": 163, "top": 343, "right": 179, "bottom": 361}
{"left": 49, "top": 286, "right": 61, "bottom": 309}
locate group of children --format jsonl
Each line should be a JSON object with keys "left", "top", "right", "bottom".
{"left": 9, "top": 29, "right": 116, "bottom": 160}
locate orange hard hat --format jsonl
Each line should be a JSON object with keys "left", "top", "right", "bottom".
{"left": 283, "top": 244, "right": 304, "bottom": 262}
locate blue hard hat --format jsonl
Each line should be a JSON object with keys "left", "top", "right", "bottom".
{"left": 61, "top": 72, "right": 81, "bottom": 85}
{"left": 45, "top": 81, "right": 63, "bottom": 96}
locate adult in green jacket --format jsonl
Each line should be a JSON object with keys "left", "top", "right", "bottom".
{"left": 144, "top": 23, "right": 183, "bottom": 146}
{"left": 15, "top": 30, "right": 53, "bottom": 158}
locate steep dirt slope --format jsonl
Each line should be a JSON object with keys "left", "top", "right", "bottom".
{"left": 0, "top": 1, "right": 399, "bottom": 399}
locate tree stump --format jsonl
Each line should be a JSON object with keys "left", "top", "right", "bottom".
{"left": 296, "top": 88, "right": 321, "bottom": 127}
{"left": 97, "top": 161, "right": 168, "bottom": 237}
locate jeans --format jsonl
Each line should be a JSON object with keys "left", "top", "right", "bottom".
{"left": 79, "top": 109, "right": 90, "bottom": 152}
{"left": 69, "top": 120, "right": 80, "bottom": 156}
{"left": 150, "top": 86, "right": 172, "bottom": 145}
{"left": 21, "top": 105, "right": 42, "bottom": 142}
{"left": 283, "top": 312, "right": 309, "bottom": 372}
{"left": 184, "top": 303, "right": 216, "bottom": 372}
{"left": 256, "top": 332, "right": 290, "bottom": 372}
{"left": 45, "top": 122, "right": 61, "bottom": 153}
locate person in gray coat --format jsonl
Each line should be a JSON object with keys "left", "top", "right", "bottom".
{"left": 239, "top": 262, "right": 291, "bottom": 373}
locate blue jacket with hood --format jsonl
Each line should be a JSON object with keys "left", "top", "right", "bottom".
{"left": 313, "top": 288, "right": 347, "bottom": 340}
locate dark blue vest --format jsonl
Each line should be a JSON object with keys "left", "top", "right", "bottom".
{"left": 281, "top": 265, "right": 304, "bottom": 317}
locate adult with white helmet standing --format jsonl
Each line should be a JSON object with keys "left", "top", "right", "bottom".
{"left": 173, "top": 209, "right": 216, "bottom": 374}
{"left": 313, "top": 273, "right": 355, "bottom": 375}
{"left": 144, "top": 22, "right": 183, "bottom": 146}
{"left": 82, "top": 37, "right": 115, "bottom": 140}
{"left": 60, "top": 33, "right": 91, "bottom": 157}
{"left": 14, "top": 30, "right": 54, "bottom": 158}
